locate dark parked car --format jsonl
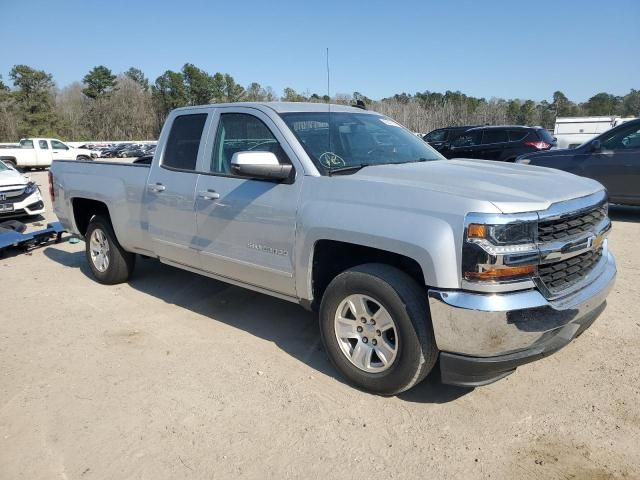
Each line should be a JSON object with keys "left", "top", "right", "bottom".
{"left": 444, "top": 125, "right": 556, "bottom": 162}
{"left": 517, "top": 119, "right": 640, "bottom": 206}
{"left": 423, "top": 125, "right": 478, "bottom": 154}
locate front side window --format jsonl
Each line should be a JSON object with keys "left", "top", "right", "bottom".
{"left": 162, "top": 113, "right": 207, "bottom": 171}
{"left": 601, "top": 123, "right": 640, "bottom": 150}
{"left": 452, "top": 130, "right": 482, "bottom": 147}
{"left": 424, "top": 129, "right": 446, "bottom": 142}
{"left": 482, "top": 129, "right": 508, "bottom": 144}
{"left": 51, "top": 140, "right": 69, "bottom": 150}
{"left": 280, "top": 112, "right": 442, "bottom": 173}
{"left": 39, "top": 140, "right": 49, "bottom": 149}
{"left": 211, "top": 113, "right": 287, "bottom": 175}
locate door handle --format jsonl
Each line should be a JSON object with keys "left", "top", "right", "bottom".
{"left": 147, "top": 183, "right": 166, "bottom": 193}
{"left": 197, "top": 189, "right": 220, "bottom": 200}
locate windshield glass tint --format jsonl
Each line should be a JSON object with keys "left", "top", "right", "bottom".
{"left": 280, "top": 112, "right": 443, "bottom": 172}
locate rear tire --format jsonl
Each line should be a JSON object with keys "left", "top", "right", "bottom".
{"left": 77, "top": 155, "right": 91, "bottom": 161}
{"left": 85, "top": 216, "right": 135, "bottom": 284}
{"left": 319, "top": 263, "right": 438, "bottom": 395}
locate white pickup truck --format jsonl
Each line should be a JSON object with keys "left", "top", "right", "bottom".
{"left": 0, "top": 138, "right": 93, "bottom": 169}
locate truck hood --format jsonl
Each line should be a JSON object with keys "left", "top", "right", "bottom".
{"left": 353, "top": 159, "right": 604, "bottom": 214}
{"left": 0, "top": 167, "right": 28, "bottom": 189}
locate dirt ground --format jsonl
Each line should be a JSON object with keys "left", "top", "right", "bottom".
{"left": 1, "top": 171, "right": 639, "bottom": 480}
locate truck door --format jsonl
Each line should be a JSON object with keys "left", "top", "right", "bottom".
{"left": 193, "top": 108, "right": 302, "bottom": 297}
{"left": 50, "top": 139, "right": 73, "bottom": 162}
{"left": 37, "top": 140, "right": 53, "bottom": 167}
{"left": 145, "top": 111, "right": 211, "bottom": 267}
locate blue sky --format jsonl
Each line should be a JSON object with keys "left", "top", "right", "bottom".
{"left": 1, "top": 0, "right": 638, "bottom": 102}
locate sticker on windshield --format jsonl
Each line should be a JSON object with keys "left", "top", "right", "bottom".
{"left": 379, "top": 118, "right": 401, "bottom": 127}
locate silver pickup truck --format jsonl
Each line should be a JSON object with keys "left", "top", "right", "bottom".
{"left": 50, "top": 102, "right": 616, "bottom": 395}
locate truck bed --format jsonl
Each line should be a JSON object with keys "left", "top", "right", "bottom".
{"left": 51, "top": 160, "right": 152, "bottom": 253}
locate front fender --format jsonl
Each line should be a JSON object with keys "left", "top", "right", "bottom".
{"left": 294, "top": 200, "right": 461, "bottom": 301}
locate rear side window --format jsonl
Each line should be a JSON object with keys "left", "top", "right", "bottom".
{"left": 452, "top": 130, "right": 482, "bottom": 147}
{"left": 508, "top": 130, "right": 528, "bottom": 141}
{"left": 482, "top": 129, "right": 508, "bottom": 144}
{"left": 162, "top": 114, "right": 207, "bottom": 171}
{"left": 536, "top": 129, "right": 556, "bottom": 144}
{"left": 39, "top": 140, "right": 49, "bottom": 149}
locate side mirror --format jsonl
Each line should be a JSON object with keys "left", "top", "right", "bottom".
{"left": 590, "top": 139, "right": 602, "bottom": 152}
{"left": 231, "top": 151, "right": 293, "bottom": 181}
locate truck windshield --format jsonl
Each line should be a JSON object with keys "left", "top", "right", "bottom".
{"left": 280, "top": 112, "right": 443, "bottom": 174}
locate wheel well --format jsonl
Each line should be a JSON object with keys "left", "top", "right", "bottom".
{"left": 311, "top": 240, "right": 425, "bottom": 310}
{"left": 72, "top": 198, "right": 110, "bottom": 236}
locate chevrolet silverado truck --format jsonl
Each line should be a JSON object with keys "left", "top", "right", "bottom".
{"left": 0, "top": 138, "right": 93, "bottom": 170}
{"left": 49, "top": 102, "right": 616, "bottom": 395}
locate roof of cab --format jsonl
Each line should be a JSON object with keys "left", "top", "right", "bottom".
{"left": 172, "top": 101, "right": 378, "bottom": 114}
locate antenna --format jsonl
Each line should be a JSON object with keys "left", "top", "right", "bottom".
{"left": 326, "top": 47, "right": 332, "bottom": 162}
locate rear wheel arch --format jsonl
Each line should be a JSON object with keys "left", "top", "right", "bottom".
{"left": 71, "top": 198, "right": 112, "bottom": 237}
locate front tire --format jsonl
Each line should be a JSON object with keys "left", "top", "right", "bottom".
{"left": 85, "top": 216, "right": 135, "bottom": 284}
{"left": 319, "top": 264, "right": 438, "bottom": 395}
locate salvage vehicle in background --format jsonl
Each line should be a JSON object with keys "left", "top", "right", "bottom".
{"left": 50, "top": 102, "right": 616, "bottom": 395}
{"left": 554, "top": 116, "right": 637, "bottom": 150}
{"left": 517, "top": 118, "right": 640, "bottom": 205}
{"left": 0, "top": 138, "right": 93, "bottom": 169}
{"left": 0, "top": 160, "right": 45, "bottom": 217}
{"left": 445, "top": 125, "right": 556, "bottom": 162}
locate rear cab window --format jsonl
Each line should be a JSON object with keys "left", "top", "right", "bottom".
{"left": 20, "top": 139, "right": 34, "bottom": 149}
{"left": 162, "top": 113, "right": 208, "bottom": 171}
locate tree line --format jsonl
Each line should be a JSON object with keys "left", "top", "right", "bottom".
{"left": 0, "top": 63, "right": 638, "bottom": 142}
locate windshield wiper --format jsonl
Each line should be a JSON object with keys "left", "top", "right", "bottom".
{"left": 328, "top": 163, "right": 370, "bottom": 176}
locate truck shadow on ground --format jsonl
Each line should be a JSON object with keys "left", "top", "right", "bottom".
{"left": 43, "top": 247, "right": 471, "bottom": 404}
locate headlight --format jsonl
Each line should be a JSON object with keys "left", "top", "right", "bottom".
{"left": 24, "top": 181, "right": 39, "bottom": 195}
{"left": 463, "top": 214, "right": 538, "bottom": 283}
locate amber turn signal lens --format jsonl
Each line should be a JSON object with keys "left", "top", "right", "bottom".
{"left": 465, "top": 265, "right": 536, "bottom": 281}
{"left": 467, "top": 224, "right": 486, "bottom": 239}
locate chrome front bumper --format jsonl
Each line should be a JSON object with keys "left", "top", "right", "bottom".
{"left": 428, "top": 251, "right": 616, "bottom": 358}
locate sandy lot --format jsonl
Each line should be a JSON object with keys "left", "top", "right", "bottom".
{"left": 1, "top": 171, "right": 639, "bottom": 480}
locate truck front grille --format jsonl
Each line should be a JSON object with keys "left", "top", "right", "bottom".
{"left": 538, "top": 247, "right": 603, "bottom": 294}
{"left": 538, "top": 206, "right": 606, "bottom": 243}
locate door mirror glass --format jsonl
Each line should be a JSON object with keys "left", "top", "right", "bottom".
{"left": 590, "top": 139, "right": 602, "bottom": 152}
{"left": 231, "top": 151, "right": 292, "bottom": 180}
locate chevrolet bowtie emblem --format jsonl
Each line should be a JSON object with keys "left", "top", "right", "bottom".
{"left": 587, "top": 233, "right": 605, "bottom": 250}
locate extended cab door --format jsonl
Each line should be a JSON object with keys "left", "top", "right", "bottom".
{"left": 145, "top": 110, "right": 212, "bottom": 266}
{"left": 193, "top": 107, "right": 302, "bottom": 297}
